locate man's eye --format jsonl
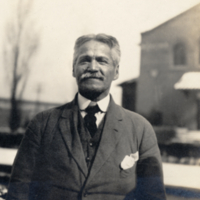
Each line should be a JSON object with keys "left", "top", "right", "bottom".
{"left": 79, "top": 58, "right": 90, "bottom": 64}
{"left": 97, "top": 58, "right": 108, "bottom": 64}
{"left": 80, "top": 61, "right": 87, "bottom": 64}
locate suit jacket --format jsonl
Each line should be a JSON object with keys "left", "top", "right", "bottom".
{"left": 6, "top": 95, "right": 166, "bottom": 200}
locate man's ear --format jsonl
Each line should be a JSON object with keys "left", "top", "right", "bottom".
{"left": 113, "top": 65, "right": 119, "bottom": 80}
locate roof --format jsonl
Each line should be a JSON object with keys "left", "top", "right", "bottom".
{"left": 142, "top": 3, "right": 200, "bottom": 35}
{"left": 174, "top": 72, "right": 200, "bottom": 90}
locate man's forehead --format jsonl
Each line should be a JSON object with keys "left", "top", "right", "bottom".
{"left": 76, "top": 40, "right": 112, "bottom": 57}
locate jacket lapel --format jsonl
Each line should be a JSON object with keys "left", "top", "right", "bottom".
{"left": 86, "top": 96, "right": 123, "bottom": 184}
{"left": 58, "top": 97, "right": 88, "bottom": 177}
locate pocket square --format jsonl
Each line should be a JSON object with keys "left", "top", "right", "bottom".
{"left": 120, "top": 151, "right": 139, "bottom": 170}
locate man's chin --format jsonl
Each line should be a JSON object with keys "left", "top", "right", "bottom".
{"left": 79, "top": 86, "right": 104, "bottom": 100}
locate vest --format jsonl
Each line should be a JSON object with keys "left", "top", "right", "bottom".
{"left": 77, "top": 110, "right": 106, "bottom": 171}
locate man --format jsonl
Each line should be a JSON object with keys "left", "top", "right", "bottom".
{"left": 6, "top": 34, "right": 166, "bottom": 200}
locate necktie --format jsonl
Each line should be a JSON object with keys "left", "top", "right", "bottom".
{"left": 84, "top": 104, "right": 100, "bottom": 137}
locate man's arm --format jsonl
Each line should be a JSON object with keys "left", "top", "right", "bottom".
{"left": 135, "top": 119, "right": 166, "bottom": 200}
{"left": 6, "top": 113, "right": 44, "bottom": 200}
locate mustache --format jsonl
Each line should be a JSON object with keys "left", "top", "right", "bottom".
{"left": 80, "top": 73, "right": 104, "bottom": 81}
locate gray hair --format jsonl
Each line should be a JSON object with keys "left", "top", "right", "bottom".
{"left": 73, "top": 33, "right": 121, "bottom": 67}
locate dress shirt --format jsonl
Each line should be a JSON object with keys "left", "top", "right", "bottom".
{"left": 78, "top": 93, "right": 110, "bottom": 127}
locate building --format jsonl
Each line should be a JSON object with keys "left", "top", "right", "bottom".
{"left": 136, "top": 3, "right": 200, "bottom": 130}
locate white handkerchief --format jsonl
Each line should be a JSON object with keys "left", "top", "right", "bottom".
{"left": 120, "top": 155, "right": 135, "bottom": 170}
{"left": 120, "top": 151, "right": 139, "bottom": 170}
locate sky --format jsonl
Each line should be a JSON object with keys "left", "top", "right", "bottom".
{"left": 0, "top": 0, "right": 200, "bottom": 104}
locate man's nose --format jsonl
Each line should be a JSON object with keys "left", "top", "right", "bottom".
{"left": 88, "top": 60, "right": 98, "bottom": 71}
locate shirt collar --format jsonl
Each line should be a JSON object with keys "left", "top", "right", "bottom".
{"left": 78, "top": 93, "right": 110, "bottom": 112}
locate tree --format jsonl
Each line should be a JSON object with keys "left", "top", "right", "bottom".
{"left": 3, "top": 0, "right": 39, "bottom": 132}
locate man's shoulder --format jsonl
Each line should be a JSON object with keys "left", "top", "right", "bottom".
{"left": 110, "top": 96, "right": 147, "bottom": 123}
{"left": 117, "top": 105, "right": 147, "bottom": 123}
{"left": 116, "top": 104, "right": 154, "bottom": 131}
{"left": 33, "top": 101, "right": 73, "bottom": 121}
{"left": 27, "top": 101, "right": 74, "bottom": 133}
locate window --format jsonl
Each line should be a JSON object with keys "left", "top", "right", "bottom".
{"left": 173, "top": 43, "right": 186, "bottom": 65}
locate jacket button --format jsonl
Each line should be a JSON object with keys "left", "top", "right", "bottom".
{"left": 89, "top": 142, "right": 93, "bottom": 147}
{"left": 86, "top": 157, "right": 90, "bottom": 161}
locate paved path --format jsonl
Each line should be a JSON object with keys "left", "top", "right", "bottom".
{"left": 163, "top": 162, "right": 200, "bottom": 190}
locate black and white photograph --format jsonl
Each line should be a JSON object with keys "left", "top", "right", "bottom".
{"left": 0, "top": 0, "right": 200, "bottom": 199}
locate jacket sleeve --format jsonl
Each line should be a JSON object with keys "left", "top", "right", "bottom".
{"left": 135, "top": 119, "right": 166, "bottom": 200}
{"left": 6, "top": 113, "right": 44, "bottom": 200}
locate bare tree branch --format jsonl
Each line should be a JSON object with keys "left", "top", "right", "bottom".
{"left": 3, "top": 0, "right": 40, "bottom": 132}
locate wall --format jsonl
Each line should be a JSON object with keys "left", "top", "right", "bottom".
{"left": 136, "top": 4, "right": 200, "bottom": 129}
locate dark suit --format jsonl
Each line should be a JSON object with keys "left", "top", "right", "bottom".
{"left": 6, "top": 95, "right": 166, "bottom": 200}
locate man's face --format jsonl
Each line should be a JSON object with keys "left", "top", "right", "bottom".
{"left": 73, "top": 40, "right": 119, "bottom": 100}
